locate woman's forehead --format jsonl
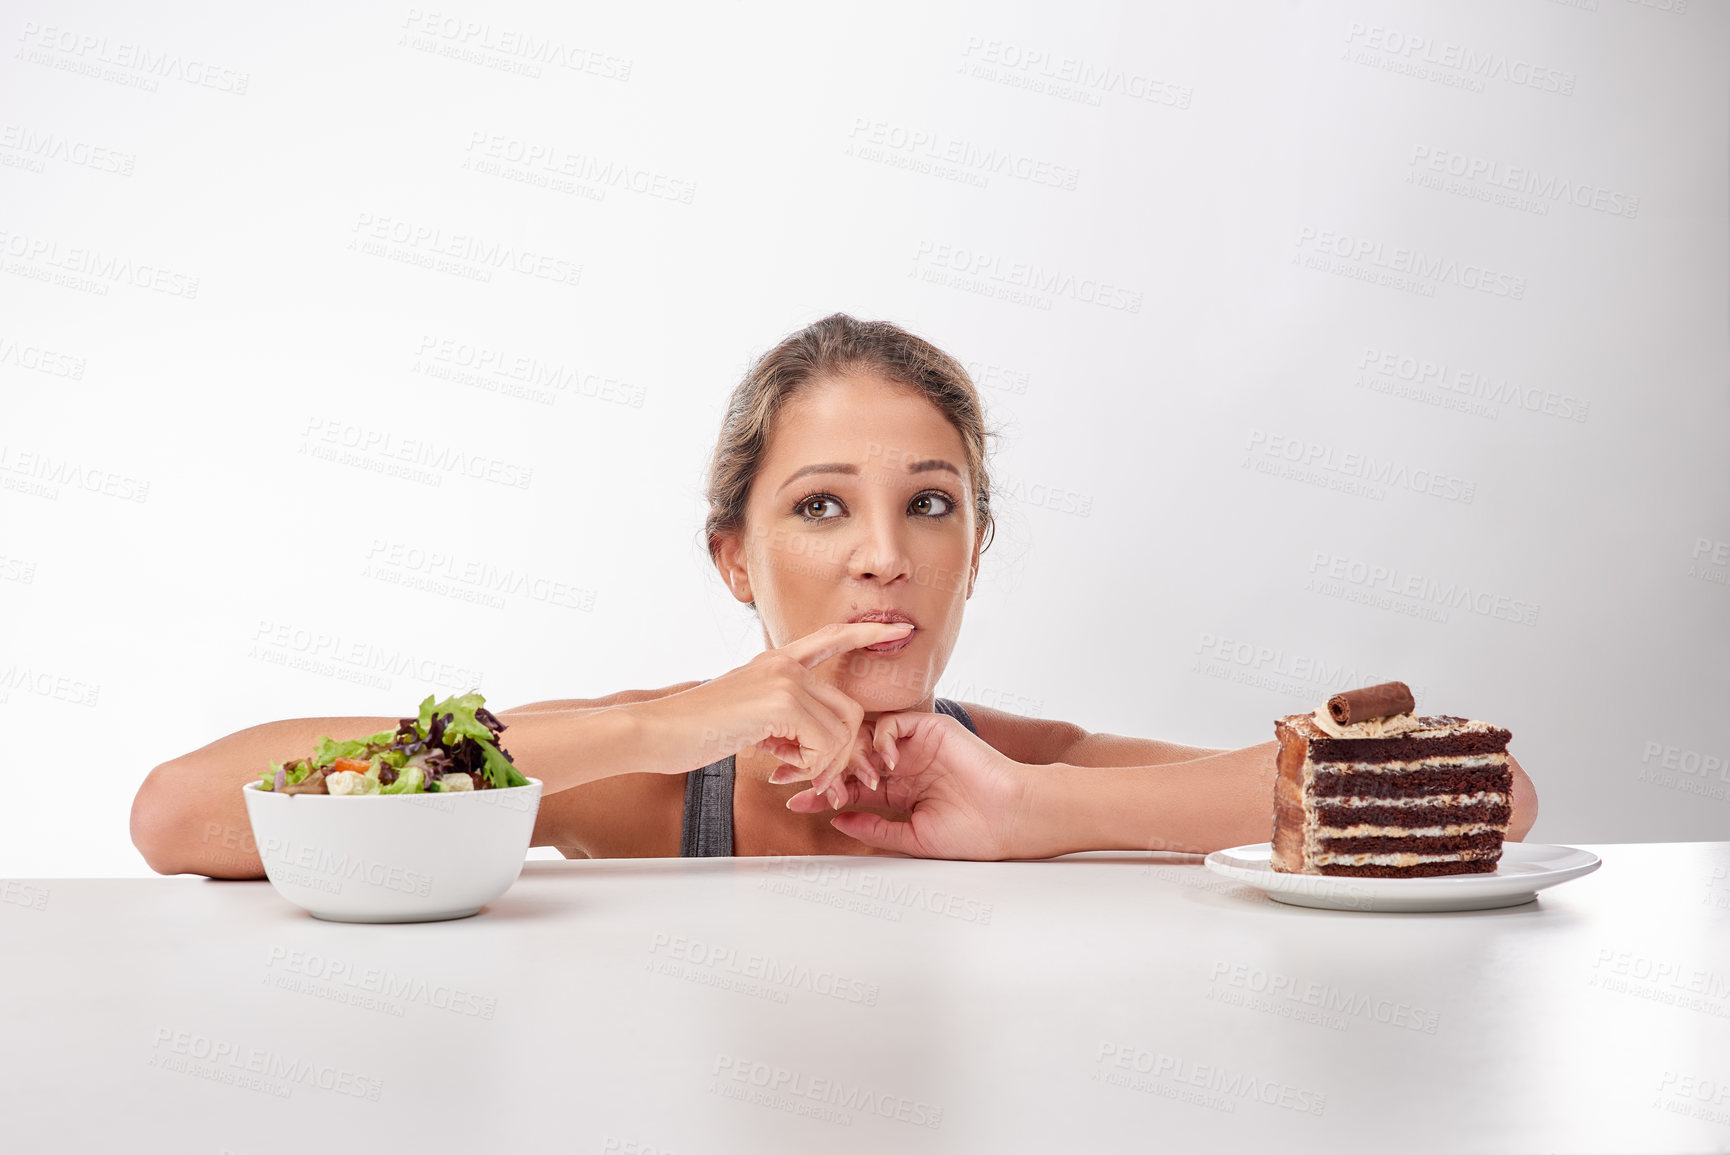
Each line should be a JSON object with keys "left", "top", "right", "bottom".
{"left": 769, "top": 374, "right": 963, "bottom": 456}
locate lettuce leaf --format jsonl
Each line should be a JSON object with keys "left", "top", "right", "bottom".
{"left": 380, "top": 764, "right": 425, "bottom": 794}
{"left": 478, "top": 739, "right": 528, "bottom": 789}
{"left": 415, "top": 693, "right": 438, "bottom": 735}
{"left": 420, "top": 691, "right": 493, "bottom": 744}
{"left": 312, "top": 729, "right": 396, "bottom": 769}
{"left": 258, "top": 757, "right": 319, "bottom": 791}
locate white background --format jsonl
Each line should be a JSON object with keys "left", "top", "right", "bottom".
{"left": 3, "top": 0, "right": 1725, "bottom": 876}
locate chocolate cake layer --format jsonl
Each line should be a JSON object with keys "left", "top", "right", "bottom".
{"left": 1319, "top": 832, "right": 1505, "bottom": 855}
{"left": 1314, "top": 800, "right": 1511, "bottom": 827}
{"left": 1318, "top": 856, "right": 1502, "bottom": 878}
{"left": 1305, "top": 728, "right": 1513, "bottom": 763}
{"left": 1311, "top": 767, "right": 1512, "bottom": 798}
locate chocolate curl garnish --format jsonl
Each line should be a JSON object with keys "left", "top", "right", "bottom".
{"left": 1327, "top": 681, "right": 1415, "bottom": 725}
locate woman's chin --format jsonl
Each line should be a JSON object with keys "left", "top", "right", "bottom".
{"left": 836, "top": 669, "right": 935, "bottom": 712}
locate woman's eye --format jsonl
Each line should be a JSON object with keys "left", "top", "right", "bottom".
{"left": 799, "top": 495, "right": 841, "bottom": 520}
{"left": 913, "top": 491, "right": 953, "bottom": 517}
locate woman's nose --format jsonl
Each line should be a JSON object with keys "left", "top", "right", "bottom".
{"left": 846, "top": 510, "right": 911, "bottom": 582}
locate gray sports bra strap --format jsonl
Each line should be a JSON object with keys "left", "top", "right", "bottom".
{"left": 678, "top": 678, "right": 734, "bottom": 857}
{"left": 680, "top": 754, "right": 735, "bottom": 857}
{"left": 934, "top": 696, "right": 978, "bottom": 736}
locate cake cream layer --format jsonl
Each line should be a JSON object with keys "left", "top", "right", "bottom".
{"left": 1313, "top": 848, "right": 1502, "bottom": 868}
{"left": 1283, "top": 712, "right": 1513, "bottom": 764}
{"left": 1319, "top": 822, "right": 1500, "bottom": 838}
{"left": 1326, "top": 791, "right": 1508, "bottom": 807}
{"left": 1311, "top": 754, "right": 1506, "bottom": 772}
{"left": 1310, "top": 713, "right": 1502, "bottom": 739}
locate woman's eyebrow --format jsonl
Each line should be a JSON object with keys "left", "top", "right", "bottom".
{"left": 776, "top": 459, "right": 960, "bottom": 493}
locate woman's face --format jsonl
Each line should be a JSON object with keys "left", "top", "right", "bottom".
{"left": 716, "top": 371, "right": 981, "bottom": 716}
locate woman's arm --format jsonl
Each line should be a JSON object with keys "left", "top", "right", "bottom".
{"left": 1052, "top": 729, "right": 1228, "bottom": 768}
{"left": 959, "top": 702, "right": 1224, "bottom": 767}
{"left": 130, "top": 689, "right": 698, "bottom": 879}
{"left": 1506, "top": 753, "right": 1538, "bottom": 840}
{"left": 805, "top": 713, "right": 1540, "bottom": 860}
{"left": 1019, "top": 747, "right": 1539, "bottom": 857}
{"left": 1013, "top": 743, "right": 1280, "bottom": 857}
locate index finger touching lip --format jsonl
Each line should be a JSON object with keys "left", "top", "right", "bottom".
{"left": 785, "top": 620, "right": 916, "bottom": 669}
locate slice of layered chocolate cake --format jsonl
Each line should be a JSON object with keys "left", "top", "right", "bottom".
{"left": 1270, "top": 681, "right": 1513, "bottom": 878}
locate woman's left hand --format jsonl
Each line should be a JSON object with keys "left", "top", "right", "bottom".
{"left": 779, "top": 710, "right": 1038, "bottom": 860}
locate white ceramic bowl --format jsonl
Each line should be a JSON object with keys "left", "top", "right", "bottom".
{"left": 241, "top": 777, "right": 543, "bottom": 922}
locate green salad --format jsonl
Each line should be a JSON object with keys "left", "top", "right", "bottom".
{"left": 258, "top": 690, "right": 528, "bottom": 795}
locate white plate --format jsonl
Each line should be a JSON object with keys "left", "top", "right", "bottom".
{"left": 1203, "top": 842, "right": 1601, "bottom": 912}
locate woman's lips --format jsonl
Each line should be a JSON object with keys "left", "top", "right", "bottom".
{"left": 859, "top": 628, "right": 916, "bottom": 655}
{"left": 847, "top": 610, "right": 917, "bottom": 655}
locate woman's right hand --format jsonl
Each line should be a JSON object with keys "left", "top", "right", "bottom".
{"left": 783, "top": 709, "right": 1039, "bottom": 860}
{"left": 632, "top": 620, "right": 915, "bottom": 793}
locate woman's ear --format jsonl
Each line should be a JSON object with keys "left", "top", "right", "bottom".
{"left": 713, "top": 529, "right": 755, "bottom": 606}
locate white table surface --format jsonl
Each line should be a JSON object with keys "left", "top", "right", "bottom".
{"left": 6, "top": 842, "right": 1730, "bottom": 1154}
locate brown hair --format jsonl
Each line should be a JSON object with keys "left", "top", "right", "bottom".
{"left": 701, "top": 313, "right": 999, "bottom": 603}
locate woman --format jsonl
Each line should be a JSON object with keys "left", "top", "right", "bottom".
{"left": 130, "top": 313, "right": 1537, "bottom": 876}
